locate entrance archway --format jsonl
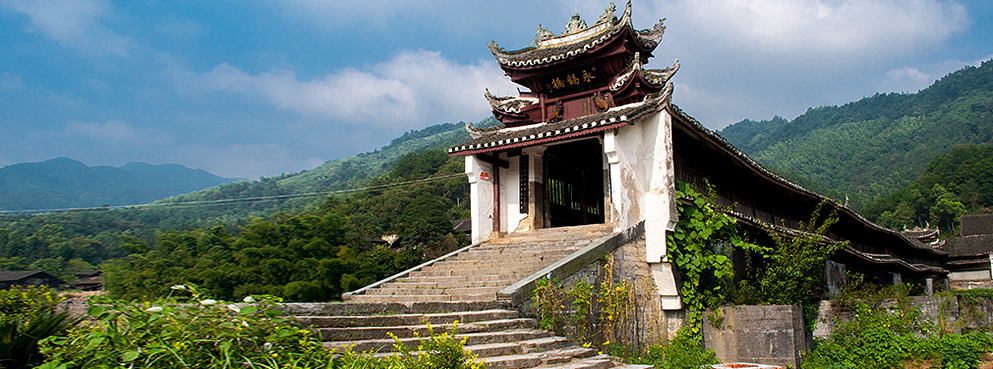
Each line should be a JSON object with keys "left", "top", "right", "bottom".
{"left": 544, "top": 138, "right": 605, "bottom": 227}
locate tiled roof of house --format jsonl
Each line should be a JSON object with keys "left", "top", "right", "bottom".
{"left": 962, "top": 214, "right": 993, "bottom": 236}
{"left": 944, "top": 234, "right": 993, "bottom": 257}
{"left": 0, "top": 270, "right": 66, "bottom": 284}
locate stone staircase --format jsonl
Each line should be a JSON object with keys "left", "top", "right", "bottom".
{"left": 286, "top": 301, "right": 652, "bottom": 369}
{"left": 346, "top": 224, "right": 614, "bottom": 303}
{"left": 285, "top": 224, "right": 652, "bottom": 369}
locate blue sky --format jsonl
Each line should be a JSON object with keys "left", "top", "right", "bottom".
{"left": 1, "top": 0, "right": 991, "bottom": 179}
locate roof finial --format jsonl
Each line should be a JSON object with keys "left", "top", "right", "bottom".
{"left": 564, "top": 10, "right": 587, "bottom": 34}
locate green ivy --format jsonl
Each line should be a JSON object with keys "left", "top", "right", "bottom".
{"left": 667, "top": 180, "right": 765, "bottom": 334}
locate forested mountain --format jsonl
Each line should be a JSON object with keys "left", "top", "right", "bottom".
{"left": 136, "top": 118, "right": 496, "bottom": 227}
{"left": 106, "top": 150, "right": 470, "bottom": 301}
{"left": 719, "top": 59, "right": 993, "bottom": 210}
{"left": 0, "top": 118, "right": 488, "bottom": 287}
{"left": 0, "top": 158, "right": 238, "bottom": 212}
{"left": 862, "top": 144, "right": 993, "bottom": 234}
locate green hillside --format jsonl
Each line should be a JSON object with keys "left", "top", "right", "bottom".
{"left": 0, "top": 158, "right": 238, "bottom": 212}
{"left": 142, "top": 117, "right": 495, "bottom": 226}
{"left": 719, "top": 59, "right": 993, "bottom": 209}
{"left": 862, "top": 144, "right": 993, "bottom": 233}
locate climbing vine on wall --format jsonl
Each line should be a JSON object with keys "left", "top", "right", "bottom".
{"left": 732, "top": 199, "right": 847, "bottom": 329}
{"left": 666, "top": 180, "right": 766, "bottom": 335}
{"left": 533, "top": 258, "right": 636, "bottom": 347}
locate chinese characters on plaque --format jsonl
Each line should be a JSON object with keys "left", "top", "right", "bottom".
{"left": 537, "top": 62, "right": 607, "bottom": 97}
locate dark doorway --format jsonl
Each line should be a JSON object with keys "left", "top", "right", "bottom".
{"left": 545, "top": 138, "right": 605, "bottom": 227}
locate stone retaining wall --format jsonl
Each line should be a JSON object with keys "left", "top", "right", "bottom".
{"left": 702, "top": 305, "right": 807, "bottom": 368}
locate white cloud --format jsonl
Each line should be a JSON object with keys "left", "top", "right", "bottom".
{"left": 190, "top": 50, "right": 517, "bottom": 129}
{"left": 177, "top": 143, "right": 314, "bottom": 179}
{"left": 1, "top": 0, "right": 136, "bottom": 57}
{"left": 0, "top": 73, "right": 22, "bottom": 90}
{"left": 65, "top": 120, "right": 141, "bottom": 142}
{"left": 878, "top": 55, "right": 993, "bottom": 94}
{"left": 651, "top": 0, "right": 969, "bottom": 60}
{"left": 886, "top": 67, "right": 931, "bottom": 89}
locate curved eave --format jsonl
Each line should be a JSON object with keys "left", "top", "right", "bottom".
{"left": 838, "top": 247, "right": 948, "bottom": 274}
{"left": 723, "top": 202, "right": 946, "bottom": 274}
{"left": 450, "top": 98, "right": 662, "bottom": 156}
{"left": 667, "top": 104, "right": 949, "bottom": 257}
{"left": 489, "top": 3, "right": 663, "bottom": 69}
{"left": 610, "top": 71, "right": 666, "bottom": 99}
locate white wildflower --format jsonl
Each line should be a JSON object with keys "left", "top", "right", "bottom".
{"left": 227, "top": 304, "right": 241, "bottom": 313}
{"left": 199, "top": 299, "right": 218, "bottom": 306}
{"left": 243, "top": 296, "right": 256, "bottom": 303}
{"left": 145, "top": 306, "right": 164, "bottom": 313}
{"left": 170, "top": 285, "right": 187, "bottom": 291}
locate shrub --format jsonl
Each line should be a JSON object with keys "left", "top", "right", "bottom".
{"left": 0, "top": 286, "right": 77, "bottom": 369}
{"left": 803, "top": 299, "right": 993, "bottom": 369}
{"left": 37, "top": 284, "right": 332, "bottom": 369}
{"left": 381, "top": 323, "right": 485, "bottom": 369}
{"left": 610, "top": 327, "right": 718, "bottom": 369}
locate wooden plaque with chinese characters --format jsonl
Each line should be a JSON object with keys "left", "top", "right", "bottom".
{"left": 536, "top": 63, "right": 607, "bottom": 98}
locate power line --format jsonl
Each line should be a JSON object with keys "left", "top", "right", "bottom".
{"left": 0, "top": 218, "right": 390, "bottom": 240}
{"left": 0, "top": 173, "right": 468, "bottom": 215}
{"left": 0, "top": 178, "right": 384, "bottom": 200}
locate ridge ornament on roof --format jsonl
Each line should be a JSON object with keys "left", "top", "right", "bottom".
{"left": 488, "top": 1, "right": 665, "bottom": 68}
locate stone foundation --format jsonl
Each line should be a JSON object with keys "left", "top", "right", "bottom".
{"left": 702, "top": 305, "right": 807, "bottom": 368}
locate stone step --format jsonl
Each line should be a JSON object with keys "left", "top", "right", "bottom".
{"left": 366, "top": 286, "right": 503, "bottom": 297}
{"left": 348, "top": 293, "right": 495, "bottom": 303}
{"left": 381, "top": 279, "right": 509, "bottom": 289}
{"left": 531, "top": 355, "right": 618, "bottom": 369}
{"left": 323, "top": 328, "right": 555, "bottom": 353}
{"left": 409, "top": 268, "right": 538, "bottom": 277}
{"left": 479, "top": 346, "right": 599, "bottom": 369}
{"left": 484, "top": 235, "right": 608, "bottom": 246}
{"left": 432, "top": 259, "right": 566, "bottom": 269}
{"left": 279, "top": 301, "right": 510, "bottom": 316}
{"left": 455, "top": 252, "right": 577, "bottom": 262}
{"left": 365, "top": 287, "right": 447, "bottom": 296}
{"left": 419, "top": 263, "right": 551, "bottom": 274}
{"left": 371, "top": 335, "right": 577, "bottom": 360}
{"left": 295, "top": 309, "right": 520, "bottom": 328}
{"left": 398, "top": 274, "right": 520, "bottom": 283}
{"left": 475, "top": 241, "right": 594, "bottom": 250}
{"left": 316, "top": 318, "right": 537, "bottom": 341}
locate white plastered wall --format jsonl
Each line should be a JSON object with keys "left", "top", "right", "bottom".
{"left": 500, "top": 154, "right": 528, "bottom": 233}
{"left": 603, "top": 110, "right": 682, "bottom": 309}
{"left": 466, "top": 155, "right": 494, "bottom": 244}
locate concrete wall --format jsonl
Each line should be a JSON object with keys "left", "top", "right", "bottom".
{"left": 603, "top": 111, "right": 677, "bottom": 261}
{"left": 950, "top": 270, "right": 991, "bottom": 281}
{"left": 702, "top": 305, "right": 807, "bottom": 369}
{"left": 604, "top": 110, "right": 681, "bottom": 309}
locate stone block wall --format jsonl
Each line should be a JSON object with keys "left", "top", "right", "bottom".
{"left": 702, "top": 305, "right": 807, "bottom": 368}
{"left": 520, "top": 233, "right": 682, "bottom": 349}
{"left": 814, "top": 295, "right": 993, "bottom": 339}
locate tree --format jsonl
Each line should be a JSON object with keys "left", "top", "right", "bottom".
{"left": 930, "top": 184, "right": 967, "bottom": 234}
{"left": 397, "top": 193, "right": 452, "bottom": 249}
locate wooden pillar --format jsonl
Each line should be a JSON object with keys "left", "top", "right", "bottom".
{"left": 493, "top": 166, "right": 500, "bottom": 234}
